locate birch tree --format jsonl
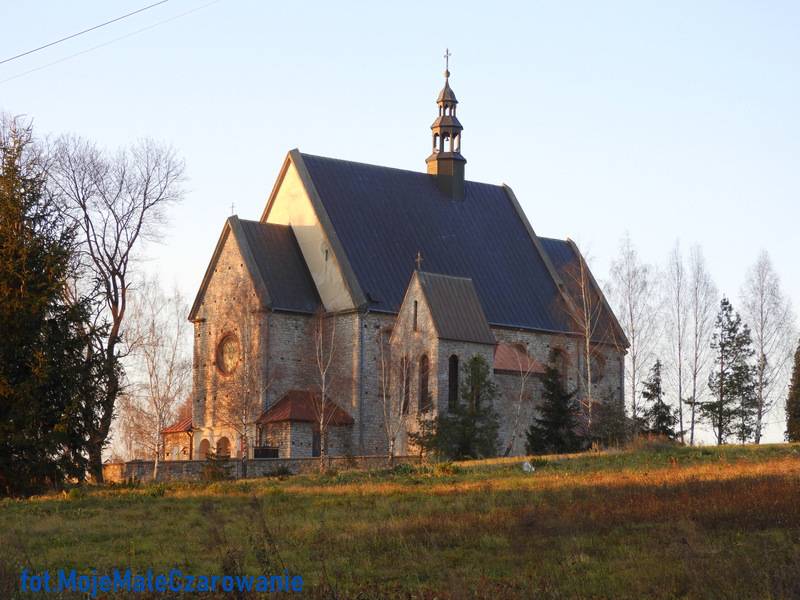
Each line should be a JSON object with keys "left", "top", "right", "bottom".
{"left": 503, "top": 344, "right": 537, "bottom": 457}
{"left": 740, "top": 251, "right": 796, "bottom": 443}
{"left": 686, "top": 246, "right": 717, "bottom": 445}
{"left": 313, "top": 307, "right": 338, "bottom": 470}
{"left": 377, "top": 327, "right": 407, "bottom": 464}
{"left": 560, "top": 241, "right": 617, "bottom": 431}
{"left": 664, "top": 243, "right": 689, "bottom": 443}
{"left": 118, "top": 278, "right": 191, "bottom": 478}
{"left": 608, "top": 233, "right": 657, "bottom": 428}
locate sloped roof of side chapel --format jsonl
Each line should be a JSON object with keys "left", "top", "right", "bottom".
{"left": 188, "top": 216, "right": 319, "bottom": 320}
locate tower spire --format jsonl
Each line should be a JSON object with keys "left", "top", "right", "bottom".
{"left": 426, "top": 49, "right": 466, "bottom": 199}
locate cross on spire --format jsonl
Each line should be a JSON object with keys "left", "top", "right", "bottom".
{"left": 230, "top": 202, "right": 235, "bottom": 215}
{"left": 415, "top": 251, "right": 424, "bottom": 271}
{"left": 443, "top": 48, "right": 451, "bottom": 77}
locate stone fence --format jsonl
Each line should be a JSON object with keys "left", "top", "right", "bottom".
{"left": 102, "top": 455, "right": 422, "bottom": 484}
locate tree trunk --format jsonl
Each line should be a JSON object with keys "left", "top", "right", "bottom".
{"left": 87, "top": 353, "right": 121, "bottom": 483}
{"left": 388, "top": 437, "right": 396, "bottom": 467}
{"left": 88, "top": 443, "right": 104, "bottom": 483}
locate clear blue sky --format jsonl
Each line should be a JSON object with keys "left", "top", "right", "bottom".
{"left": 2, "top": 1, "right": 798, "bottom": 440}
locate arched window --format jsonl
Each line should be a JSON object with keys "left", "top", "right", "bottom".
{"left": 199, "top": 439, "right": 211, "bottom": 459}
{"left": 413, "top": 300, "right": 418, "bottom": 331}
{"left": 216, "top": 437, "right": 230, "bottom": 458}
{"left": 418, "top": 354, "right": 430, "bottom": 412}
{"left": 448, "top": 355, "right": 459, "bottom": 411}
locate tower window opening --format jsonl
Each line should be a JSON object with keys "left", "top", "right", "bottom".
{"left": 413, "top": 300, "right": 418, "bottom": 331}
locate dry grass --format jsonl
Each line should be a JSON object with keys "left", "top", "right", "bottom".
{"left": 2, "top": 443, "right": 800, "bottom": 599}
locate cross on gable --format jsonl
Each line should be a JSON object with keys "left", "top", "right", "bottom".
{"left": 415, "top": 251, "right": 423, "bottom": 271}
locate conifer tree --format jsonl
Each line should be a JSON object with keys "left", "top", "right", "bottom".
{"left": 0, "top": 118, "right": 106, "bottom": 495}
{"left": 641, "top": 360, "right": 676, "bottom": 439}
{"left": 701, "top": 297, "right": 757, "bottom": 444}
{"left": 411, "top": 355, "right": 500, "bottom": 460}
{"left": 590, "top": 391, "right": 629, "bottom": 448}
{"left": 526, "top": 359, "right": 581, "bottom": 454}
{"left": 786, "top": 339, "right": 800, "bottom": 442}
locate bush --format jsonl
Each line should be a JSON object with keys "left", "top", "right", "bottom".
{"left": 67, "top": 486, "right": 88, "bottom": 501}
{"left": 390, "top": 463, "right": 418, "bottom": 476}
{"left": 200, "top": 459, "right": 229, "bottom": 482}
{"left": 145, "top": 483, "right": 166, "bottom": 497}
{"left": 431, "top": 461, "right": 464, "bottom": 476}
{"left": 630, "top": 434, "right": 681, "bottom": 453}
{"left": 265, "top": 465, "right": 292, "bottom": 478}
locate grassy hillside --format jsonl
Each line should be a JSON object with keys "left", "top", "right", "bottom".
{"left": 2, "top": 444, "right": 800, "bottom": 599}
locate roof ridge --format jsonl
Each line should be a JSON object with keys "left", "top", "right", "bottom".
{"left": 417, "top": 270, "right": 473, "bottom": 282}
{"left": 300, "top": 151, "right": 503, "bottom": 188}
{"left": 238, "top": 218, "right": 291, "bottom": 229}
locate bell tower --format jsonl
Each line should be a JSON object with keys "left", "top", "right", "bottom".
{"left": 426, "top": 49, "right": 466, "bottom": 200}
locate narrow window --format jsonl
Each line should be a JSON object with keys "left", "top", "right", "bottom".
{"left": 312, "top": 430, "right": 321, "bottom": 457}
{"left": 401, "top": 356, "right": 410, "bottom": 415}
{"left": 418, "top": 354, "right": 430, "bottom": 412}
{"left": 448, "top": 355, "right": 459, "bottom": 410}
{"left": 413, "top": 300, "right": 418, "bottom": 332}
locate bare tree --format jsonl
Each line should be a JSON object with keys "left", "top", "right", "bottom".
{"left": 686, "top": 245, "right": 718, "bottom": 445}
{"left": 117, "top": 278, "right": 191, "bottom": 478}
{"left": 560, "top": 240, "right": 624, "bottom": 431}
{"left": 376, "top": 327, "right": 408, "bottom": 465}
{"left": 49, "top": 136, "right": 185, "bottom": 481}
{"left": 312, "top": 307, "right": 338, "bottom": 470}
{"left": 503, "top": 343, "right": 537, "bottom": 457}
{"left": 664, "top": 242, "right": 689, "bottom": 443}
{"left": 608, "top": 233, "right": 657, "bottom": 428}
{"left": 216, "top": 316, "right": 276, "bottom": 474}
{"left": 740, "top": 251, "right": 796, "bottom": 443}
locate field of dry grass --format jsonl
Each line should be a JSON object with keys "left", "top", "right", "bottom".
{"left": 2, "top": 443, "right": 800, "bottom": 598}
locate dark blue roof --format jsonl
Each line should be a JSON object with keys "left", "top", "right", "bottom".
{"left": 538, "top": 237, "right": 577, "bottom": 274}
{"left": 416, "top": 271, "right": 495, "bottom": 344}
{"left": 301, "top": 153, "right": 571, "bottom": 332}
{"left": 539, "top": 237, "right": 627, "bottom": 346}
{"left": 238, "top": 220, "right": 320, "bottom": 313}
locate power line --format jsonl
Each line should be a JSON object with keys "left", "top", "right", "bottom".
{"left": 0, "top": 1, "right": 171, "bottom": 66}
{"left": 0, "top": 0, "right": 221, "bottom": 85}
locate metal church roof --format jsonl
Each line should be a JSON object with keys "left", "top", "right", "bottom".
{"left": 299, "top": 153, "right": 572, "bottom": 333}
{"left": 237, "top": 220, "right": 321, "bottom": 314}
{"left": 416, "top": 271, "right": 495, "bottom": 344}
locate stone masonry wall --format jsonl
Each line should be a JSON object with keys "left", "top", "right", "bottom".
{"left": 389, "top": 277, "right": 440, "bottom": 455}
{"left": 191, "top": 229, "right": 268, "bottom": 459}
{"left": 103, "top": 455, "right": 423, "bottom": 483}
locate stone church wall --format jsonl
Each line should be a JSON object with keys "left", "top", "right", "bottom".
{"left": 491, "top": 327, "right": 624, "bottom": 454}
{"left": 190, "top": 230, "right": 268, "bottom": 452}
{"left": 190, "top": 231, "right": 625, "bottom": 461}
{"left": 388, "top": 277, "right": 441, "bottom": 455}
{"left": 358, "top": 312, "right": 400, "bottom": 455}
{"left": 265, "top": 312, "right": 316, "bottom": 408}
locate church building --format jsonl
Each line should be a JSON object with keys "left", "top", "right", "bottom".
{"left": 171, "top": 62, "right": 627, "bottom": 461}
